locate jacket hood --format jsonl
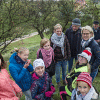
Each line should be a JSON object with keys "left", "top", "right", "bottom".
{"left": 9, "top": 52, "right": 18, "bottom": 64}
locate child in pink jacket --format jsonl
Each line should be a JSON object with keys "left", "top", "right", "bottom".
{"left": 0, "top": 54, "right": 22, "bottom": 100}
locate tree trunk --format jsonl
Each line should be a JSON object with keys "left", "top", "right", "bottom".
{"left": 63, "top": 21, "right": 68, "bottom": 32}
{"left": 39, "top": 32, "right": 44, "bottom": 39}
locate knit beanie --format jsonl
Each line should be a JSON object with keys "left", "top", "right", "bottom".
{"left": 93, "top": 21, "right": 99, "bottom": 25}
{"left": 78, "top": 47, "right": 92, "bottom": 62}
{"left": 76, "top": 72, "right": 92, "bottom": 88}
{"left": 33, "top": 58, "right": 45, "bottom": 70}
{"left": 72, "top": 18, "right": 81, "bottom": 26}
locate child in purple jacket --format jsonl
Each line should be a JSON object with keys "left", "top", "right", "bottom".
{"left": 30, "top": 59, "right": 55, "bottom": 100}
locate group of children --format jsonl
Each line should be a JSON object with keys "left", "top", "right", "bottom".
{"left": 0, "top": 23, "right": 99, "bottom": 100}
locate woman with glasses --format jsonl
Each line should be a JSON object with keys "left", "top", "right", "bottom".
{"left": 81, "top": 25, "right": 100, "bottom": 82}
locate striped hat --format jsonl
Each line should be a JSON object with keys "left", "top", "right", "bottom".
{"left": 76, "top": 72, "right": 92, "bottom": 88}
{"left": 78, "top": 47, "right": 92, "bottom": 62}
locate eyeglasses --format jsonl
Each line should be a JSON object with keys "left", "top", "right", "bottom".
{"left": 82, "top": 33, "right": 90, "bottom": 35}
{"left": 78, "top": 56, "right": 86, "bottom": 60}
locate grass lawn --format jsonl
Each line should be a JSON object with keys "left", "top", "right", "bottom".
{"left": 3, "top": 34, "right": 100, "bottom": 100}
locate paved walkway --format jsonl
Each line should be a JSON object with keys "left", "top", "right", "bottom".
{"left": 0, "top": 32, "right": 38, "bottom": 47}
{"left": 11, "top": 32, "right": 38, "bottom": 43}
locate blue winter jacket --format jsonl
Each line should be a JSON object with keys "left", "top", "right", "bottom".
{"left": 9, "top": 52, "right": 33, "bottom": 92}
{"left": 82, "top": 39, "right": 100, "bottom": 71}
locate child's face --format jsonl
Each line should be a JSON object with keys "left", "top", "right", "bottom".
{"left": 78, "top": 81, "right": 90, "bottom": 96}
{"left": 55, "top": 28, "right": 62, "bottom": 36}
{"left": 35, "top": 66, "right": 45, "bottom": 76}
{"left": 43, "top": 41, "right": 50, "bottom": 50}
{"left": 18, "top": 50, "right": 29, "bottom": 62}
{"left": 78, "top": 56, "right": 87, "bottom": 65}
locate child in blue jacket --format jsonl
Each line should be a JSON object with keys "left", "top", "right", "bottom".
{"left": 9, "top": 47, "right": 33, "bottom": 100}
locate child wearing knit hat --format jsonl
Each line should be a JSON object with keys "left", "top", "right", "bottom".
{"left": 59, "top": 48, "right": 92, "bottom": 100}
{"left": 30, "top": 59, "right": 55, "bottom": 100}
{"left": 71, "top": 72, "right": 98, "bottom": 100}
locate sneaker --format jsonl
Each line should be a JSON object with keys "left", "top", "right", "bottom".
{"left": 57, "top": 82, "right": 61, "bottom": 88}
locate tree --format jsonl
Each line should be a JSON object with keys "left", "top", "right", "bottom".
{"left": 80, "top": 1, "right": 100, "bottom": 25}
{"left": 0, "top": 0, "right": 33, "bottom": 53}
{"left": 23, "top": 0, "right": 57, "bottom": 39}
{"left": 55, "top": 0, "right": 78, "bottom": 32}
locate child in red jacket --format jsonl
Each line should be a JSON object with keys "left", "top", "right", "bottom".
{"left": 0, "top": 54, "right": 22, "bottom": 100}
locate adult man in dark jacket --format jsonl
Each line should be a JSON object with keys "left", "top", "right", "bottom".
{"left": 65, "top": 18, "right": 82, "bottom": 73}
{"left": 93, "top": 21, "right": 100, "bottom": 46}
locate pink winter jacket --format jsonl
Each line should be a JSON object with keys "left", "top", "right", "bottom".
{"left": 0, "top": 69, "right": 21, "bottom": 100}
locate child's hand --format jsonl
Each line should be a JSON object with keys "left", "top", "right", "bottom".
{"left": 17, "top": 91, "right": 23, "bottom": 98}
{"left": 24, "top": 62, "right": 30, "bottom": 68}
{"left": 27, "top": 59, "right": 31, "bottom": 64}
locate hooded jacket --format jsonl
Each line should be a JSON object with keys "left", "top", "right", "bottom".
{"left": 0, "top": 69, "right": 21, "bottom": 100}
{"left": 9, "top": 52, "right": 33, "bottom": 92}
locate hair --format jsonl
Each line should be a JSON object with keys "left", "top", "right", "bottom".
{"left": 0, "top": 54, "right": 7, "bottom": 70}
{"left": 14, "top": 47, "right": 29, "bottom": 54}
{"left": 81, "top": 25, "right": 94, "bottom": 37}
{"left": 54, "top": 23, "right": 62, "bottom": 30}
{"left": 40, "top": 38, "right": 50, "bottom": 48}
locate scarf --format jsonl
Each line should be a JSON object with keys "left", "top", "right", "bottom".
{"left": 37, "top": 47, "right": 54, "bottom": 68}
{"left": 15, "top": 54, "right": 25, "bottom": 65}
{"left": 81, "top": 37, "right": 94, "bottom": 49}
{"left": 51, "top": 33, "right": 65, "bottom": 56}
{"left": 75, "top": 86, "right": 95, "bottom": 100}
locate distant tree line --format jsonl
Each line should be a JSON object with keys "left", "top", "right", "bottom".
{"left": 0, "top": 0, "right": 100, "bottom": 53}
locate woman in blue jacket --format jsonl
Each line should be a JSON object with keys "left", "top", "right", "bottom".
{"left": 81, "top": 25, "right": 100, "bottom": 82}
{"left": 9, "top": 47, "right": 33, "bottom": 100}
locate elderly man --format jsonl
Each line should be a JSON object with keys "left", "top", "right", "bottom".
{"left": 65, "top": 18, "right": 82, "bottom": 73}
{"left": 93, "top": 21, "right": 100, "bottom": 46}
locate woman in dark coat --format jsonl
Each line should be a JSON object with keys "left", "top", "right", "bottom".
{"left": 81, "top": 25, "right": 100, "bottom": 81}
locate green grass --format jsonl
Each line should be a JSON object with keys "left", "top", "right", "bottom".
{"left": 2, "top": 33, "right": 100, "bottom": 100}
